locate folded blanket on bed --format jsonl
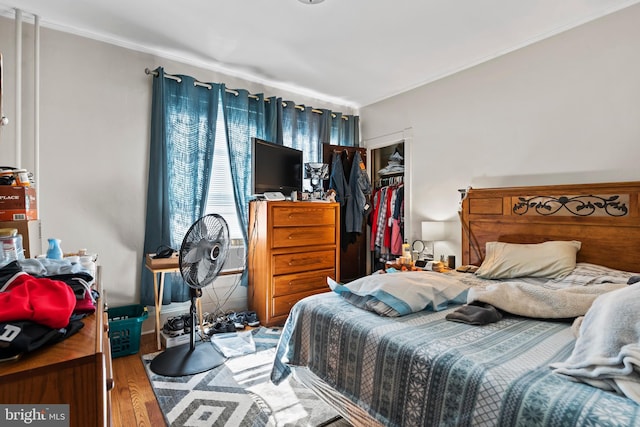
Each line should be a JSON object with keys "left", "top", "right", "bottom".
{"left": 467, "top": 281, "right": 626, "bottom": 319}
{"left": 328, "top": 271, "right": 469, "bottom": 316}
{"left": 550, "top": 284, "right": 640, "bottom": 403}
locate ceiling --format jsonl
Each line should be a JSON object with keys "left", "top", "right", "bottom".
{"left": 1, "top": 0, "right": 639, "bottom": 109}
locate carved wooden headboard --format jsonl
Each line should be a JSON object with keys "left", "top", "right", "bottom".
{"left": 460, "top": 181, "right": 640, "bottom": 273}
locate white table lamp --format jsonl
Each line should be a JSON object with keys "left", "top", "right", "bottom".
{"left": 421, "top": 221, "right": 446, "bottom": 260}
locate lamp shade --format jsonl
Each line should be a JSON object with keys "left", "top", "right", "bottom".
{"left": 421, "top": 221, "right": 446, "bottom": 242}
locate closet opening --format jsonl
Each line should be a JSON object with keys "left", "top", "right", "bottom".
{"left": 370, "top": 141, "right": 405, "bottom": 272}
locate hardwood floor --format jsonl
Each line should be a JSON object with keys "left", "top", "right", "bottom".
{"left": 111, "top": 332, "right": 166, "bottom": 427}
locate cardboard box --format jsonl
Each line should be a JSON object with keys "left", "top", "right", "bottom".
{"left": 160, "top": 331, "right": 191, "bottom": 348}
{"left": 160, "top": 328, "right": 202, "bottom": 348}
{"left": 0, "top": 186, "right": 37, "bottom": 221}
{"left": 0, "top": 220, "right": 41, "bottom": 258}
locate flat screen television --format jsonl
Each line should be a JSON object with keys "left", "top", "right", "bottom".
{"left": 251, "top": 138, "right": 303, "bottom": 196}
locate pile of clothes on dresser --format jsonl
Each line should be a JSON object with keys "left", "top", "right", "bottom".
{"left": 0, "top": 259, "right": 97, "bottom": 362}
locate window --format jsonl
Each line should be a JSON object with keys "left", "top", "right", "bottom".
{"left": 204, "top": 105, "right": 244, "bottom": 241}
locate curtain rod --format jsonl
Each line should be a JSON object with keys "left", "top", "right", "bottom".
{"left": 144, "top": 68, "right": 347, "bottom": 119}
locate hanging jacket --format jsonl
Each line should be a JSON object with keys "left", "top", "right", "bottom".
{"left": 373, "top": 187, "right": 388, "bottom": 250}
{"left": 346, "top": 150, "right": 372, "bottom": 234}
{"left": 329, "top": 152, "right": 351, "bottom": 207}
{"left": 370, "top": 188, "right": 382, "bottom": 251}
{"left": 383, "top": 186, "right": 395, "bottom": 250}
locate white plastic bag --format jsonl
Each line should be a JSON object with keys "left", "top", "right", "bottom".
{"left": 211, "top": 331, "right": 256, "bottom": 357}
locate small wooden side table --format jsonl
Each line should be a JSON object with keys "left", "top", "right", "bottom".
{"left": 144, "top": 254, "right": 244, "bottom": 350}
{"left": 145, "top": 253, "right": 180, "bottom": 350}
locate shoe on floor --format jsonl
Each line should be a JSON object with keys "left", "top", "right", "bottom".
{"left": 209, "top": 321, "right": 228, "bottom": 335}
{"left": 182, "top": 313, "right": 193, "bottom": 333}
{"left": 227, "top": 312, "right": 246, "bottom": 329}
{"left": 162, "top": 315, "right": 184, "bottom": 337}
{"left": 244, "top": 311, "right": 260, "bottom": 327}
{"left": 224, "top": 319, "right": 236, "bottom": 332}
{"left": 209, "top": 319, "right": 236, "bottom": 335}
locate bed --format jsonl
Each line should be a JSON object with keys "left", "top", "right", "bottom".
{"left": 270, "top": 181, "right": 640, "bottom": 426}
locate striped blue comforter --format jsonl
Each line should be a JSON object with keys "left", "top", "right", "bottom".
{"left": 271, "top": 292, "right": 640, "bottom": 427}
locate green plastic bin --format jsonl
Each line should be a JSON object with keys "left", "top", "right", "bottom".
{"left": 108, "top": 304, "right": 148, "bottom": 358}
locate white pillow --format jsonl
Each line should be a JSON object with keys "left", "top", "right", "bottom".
{"left": 475, "top": 240, "right": 581, "bottom": 280}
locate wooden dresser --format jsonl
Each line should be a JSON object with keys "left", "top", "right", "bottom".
{"left": 0, "top": 281, "right": 112, "bottom": 427}
{"left": 248, "top": 200, "right": 340, "bottom": 326}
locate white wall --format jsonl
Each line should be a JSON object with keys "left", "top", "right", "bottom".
{"left": 0, "top": 15, "right": 354, "bottom": 332}
{"left": 360, "top": 4, "right": 640, "bottom": 265}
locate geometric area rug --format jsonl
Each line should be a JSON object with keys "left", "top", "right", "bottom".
{"left": 142, "top": 327, "right": 343, "bottom": 426}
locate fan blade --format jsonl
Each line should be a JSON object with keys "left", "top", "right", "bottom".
{"left": 197, "top": 256, "right": 212, "bottom": 284}
{"left": 214, "top": 224, "right": 224, "bottom": 242}
{"left": 198, "top": 217, "right": 211, "bottom": 240}
{"left": 183, "top": 245, "right": 200, "bottom": 264}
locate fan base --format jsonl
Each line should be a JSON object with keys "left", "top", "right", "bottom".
{"left": 150, "top": 341, "right": 225, "bottom": 377}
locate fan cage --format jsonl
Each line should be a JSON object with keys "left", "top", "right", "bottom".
{"left": 179, "top": 214, "right": 230, "bottom": 289}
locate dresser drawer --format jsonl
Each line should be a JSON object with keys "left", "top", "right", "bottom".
{"left": 273, "top": 269, "right": 335, "bottom": 297}
{"left": 272, "top": 225, "right": 335, "bottom": 248}
{"left": 272, "top": 206, "right": 336, "bottom": 227}
{"left": 273, "top": 249, "right": 336, "bottom": 275}
{"left": 273, "top": 289, "right": 329, "bottom": 317}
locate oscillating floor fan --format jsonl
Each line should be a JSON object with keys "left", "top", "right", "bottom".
{"left": 150, "top": 214, "right": 230, "bottom": 376}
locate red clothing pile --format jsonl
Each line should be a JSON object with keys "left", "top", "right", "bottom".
{"left": 0, "top": 266, "right": 83, "bottom": 361}
{"left": 0, "top": 272, "right": 76, "bottom": 329}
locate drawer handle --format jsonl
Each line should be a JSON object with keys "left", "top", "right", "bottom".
{"left": 288, "top": 258, "right": 322, "bottom": 266}
{"left": 286, "top": 210, "right": 326, "bottom": 219}
{"left": 287, "top": 232, "right": 310, "bottom": 240}
{"left": 288, "top": 277, "right": 317, "bottom": 286}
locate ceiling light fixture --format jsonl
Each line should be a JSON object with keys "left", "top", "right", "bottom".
{"left": 298, "top": 0, "right": 325, "bottom": 4}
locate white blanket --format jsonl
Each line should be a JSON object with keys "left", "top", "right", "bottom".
{"left": 467, "top": 281, "right": 626, "bottom": 318}
{"left": 550, "top": 284, "right": 640, "bottom": 403}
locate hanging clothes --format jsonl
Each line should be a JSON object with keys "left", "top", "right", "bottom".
{"left": 370, "top": 188, "right": 382, "bottom": 251}
{"left": 390, "top": 184, "right": 404, "bottom": 255}
{"left": 330, "top": 151, "right": 353, "bottom": 251}
{"left": 346, "top": 150, "right": 372, "bottom": 234}
{"left": 330, "top": 149, "right": 372, "bottom": 250}
{"left": 329, "top": 151, "right": 351, "bottom": 207}
{"left": 370, "top": 180, "right": 405, "bottom": 261}
{"left": 383, "top": 185, "right": 395, "bottom": 250}
{"left": 371, "top": 144, "right": 405, "bottom": 271}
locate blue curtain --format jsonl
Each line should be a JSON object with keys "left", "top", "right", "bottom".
{"left": 141, "top": 69, "right": 358, "bottom": 304}
{"left": 279, "top": 102, "right": 359, "bottom": 162}
{"left": 326, "top": 109, "right": 359, "bottom": 148}
{"left": 141, "top": 67, "right": 221, "bottom": 306}
{"left": 223, "top": 90, "right": 278, "bottom": 242}
{"left": 223, "top": 90, "right": 278, "bottom": 286}
{"left": 281, "top": 102, "right": 322, "bottom": 162}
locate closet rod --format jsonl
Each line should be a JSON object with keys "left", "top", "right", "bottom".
{"left": 144, "top": 67, "right": 347, "bottom": 119}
